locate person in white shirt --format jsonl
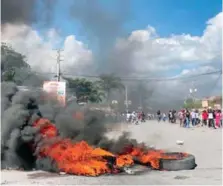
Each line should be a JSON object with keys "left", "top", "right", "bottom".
{"left": 131, "top": 111, "right": 139, "bottom": 125}
{"left": 131, "top": 111, "right": 136, "bottom": 123}
{"left": 207, "top": 107, "right": 215, "bottom": 128}
{"left": 126, "top": 112, "right": 131, "bottom": 123}
{"left": 194, "top": 110, "right": 199, "bottom": 125}
{"left": 162, "top": 113, "right": 166, "bottom": 122}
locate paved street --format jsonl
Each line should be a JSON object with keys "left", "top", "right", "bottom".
{"left": 1, "top": 120, "right": 222, "bottom": 185}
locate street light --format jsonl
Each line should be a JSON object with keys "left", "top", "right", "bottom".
{"left": 189, "top": 87, "right": 198, "bottom": 103}
{"left": 189, "top": 88, "right": 197, "bottom": 93}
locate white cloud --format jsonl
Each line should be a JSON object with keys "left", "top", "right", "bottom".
{"left": 1, "top": 24, "right": 93, "bottom": 74}
{"left": 2, "top": 12, "right": 221, "bottom": 99}
{"left": 180, "top": 66, "right": 216, "bottom": 76}
{"left": 2, "top": 12, "right": 221, "bottom": 75}
{"left": 116, "top": 12, "right": 222, "bottom": 73}
{"left": 63, "top": 35, "right": 93, "bottom": 71}
{"left": 152, "top": 65, "right": 222, "bottom": 104}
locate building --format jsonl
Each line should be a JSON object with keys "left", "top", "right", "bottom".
{"left": 202, "top": 96, "right": 222, "bottom": 109}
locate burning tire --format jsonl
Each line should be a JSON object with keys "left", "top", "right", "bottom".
{"left": 159, "top": 152, "right": 197, "bottom": 171}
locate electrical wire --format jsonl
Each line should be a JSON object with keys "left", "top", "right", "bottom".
{"left": 206, "top": 72, "right": 222, "bottom": 96}
{"left": 33, "top": 69, "right": 222, "bottom": 82}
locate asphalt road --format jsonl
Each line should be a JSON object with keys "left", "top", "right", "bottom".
{"left": 1, "top": 120, "right": 222, "bottom": 185}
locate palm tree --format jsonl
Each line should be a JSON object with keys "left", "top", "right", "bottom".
{"left": 96, "top": 73, "right": 124, "bottom": 103}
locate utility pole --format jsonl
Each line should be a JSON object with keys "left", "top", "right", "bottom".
{"left": 189, "top": 81, "right": 197, "bottom": 102}
{"left": 56, "top": 49, "right": 63, "bottom": 82}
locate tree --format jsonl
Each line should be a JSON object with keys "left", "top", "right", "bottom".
{"left": 183, "top": 98, "right": 202, "bottom": 109}
{"left": 1, "top": 43, "right": 30, "bottom": 83}
{"left": 63, "top": 77, "right": 105, "bottom": 103}
{"left": 96, "top": 73, "right": 124, "bottom": 102}
{"left": 1, "top": 43, "right": 44, "bottom": 86}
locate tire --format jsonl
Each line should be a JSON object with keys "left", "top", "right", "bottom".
{"left": 159, "top": 152, "right": 197, "bottom": 171}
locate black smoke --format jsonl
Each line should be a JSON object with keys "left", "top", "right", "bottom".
{"left": 1, "top": 0, "right": 56, "bottom": 27}
{"left": 1, "top": 82, "right": 145, "bottom": 171}
{"left": 1, "top": 0, "right": 36, "bottom": 25}
{"left": 69, "top": 0, "right": 157, "bottom": 111}
{"left": 69, "top": 0, "right": 140, "bottom": 76}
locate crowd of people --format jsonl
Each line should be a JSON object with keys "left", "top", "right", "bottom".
{"left": 156, "top": 107, "right": 222, "bottom": 129}
{"left": 122, "top": 107, "right": 222, "bottom": 129}
{"left": 125, "top": 111, "right": 146, "bottom": 124}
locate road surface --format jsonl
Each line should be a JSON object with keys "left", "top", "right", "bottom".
{"left": 1, "top": 120, "right": 222, "bottom": 185}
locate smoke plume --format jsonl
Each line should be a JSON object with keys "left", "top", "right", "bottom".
{"left": 1, "top": 82, "right": 144, "bottom": 171}
{"left": 1, "top": 0, "right": 56, "bottom": 27}
{"left": 70, "top": 0, "right": 140, "bottom": 75}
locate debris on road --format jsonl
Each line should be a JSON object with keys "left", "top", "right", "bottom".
{"left": 176, "top": 140, "right": 184, "bottom": 145}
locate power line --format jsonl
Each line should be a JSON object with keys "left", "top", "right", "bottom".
{"left": 207, "top": 72, "right": 222, "bottom": 96}
{"left": 34, "top": 69, "right": 222, "bottom": 82}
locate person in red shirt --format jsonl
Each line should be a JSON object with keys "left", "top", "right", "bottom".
{"left": 138, "top": 112, "right": 142, "bottom": 121}
{"left": 202, "top": 110, "right": 208, "bottom": 127}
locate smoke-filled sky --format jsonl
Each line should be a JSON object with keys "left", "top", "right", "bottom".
{"left": 1, "top": 0, "right": 222, "bottom": 102}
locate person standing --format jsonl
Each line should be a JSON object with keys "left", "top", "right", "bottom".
{"left": 141, "top": 111, "right": 145, "bottom": 122}
{"left": 185, "top": 109, "right": 190, "bottom": 128}
{"left": 215, "top": 110, "right": 221, "bottom": 128}
{"left": 178, "top": 110, "right": 184, "bottom": 127}
{"left": 195, "top": 109, "right": 200, "bottom": 125}
{"left": 126, "top": 111, "right": 131, "bottom": 123}
{"left": 221, "top": 109, "right": 223, "bottom": 127}
{"left": 168, "top": 110, "right": 172, "bottom": 123}
{"left": 169, "top": 110, "right": 174, "bottom": 123}
{"left": 131, "top": 111, "right": 137, "bottom": 124}
{"left": 208, "top": 107, "right": 215, "bottom": 128}
{"left": 162, "top": 113, "right": 167, "bottom": 122}
{"left": 157, "top": 110, "right": 161, "bottom": 122}
{"left": 202, "top": 109, "right": 208, "bottom": 127}
{"left": 191, "top": 109, "right": 196, "bottom": 126}
{"left": 172, "top": 110, "right": 177, "bottom": 123}
{"left": 137, "top": 111, "right": 142, "bottom": 124}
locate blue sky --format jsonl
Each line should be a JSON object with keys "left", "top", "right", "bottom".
{"left": 129, "top": 0, "right": 222, "bottom": 36}
{"left": 35, "top": 0, "right": 222, "bottom": 44}
{"left": 34, "top": 0, "right": 221, "bottom": 79}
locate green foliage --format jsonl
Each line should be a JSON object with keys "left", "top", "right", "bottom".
{"left": 63, "top": 77, "right": 105, "bottom": 103}
{"left": 96, "top": 73, "right": 124, "bottom": 102}
{"left": 1, "top": 43, "right": 30, "bottom": 83}
{"left": 183, "top": 98, "right": 202, "bottom": 109}
{"left": 1, "top": 43, "right": 44, "bottom": 86}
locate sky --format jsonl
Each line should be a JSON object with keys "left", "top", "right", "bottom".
{"left": 36, "top": 0, "right": 222, "bottom": 45}
{"left": 1, "top": 0, "right": 222, "bottom": 98}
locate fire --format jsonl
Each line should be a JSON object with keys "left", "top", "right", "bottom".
{"left": 32, "top": 118, "right": 188, "bottom": 176}
{"left": 121, "top": 146, "right": 188, "bottom": 169}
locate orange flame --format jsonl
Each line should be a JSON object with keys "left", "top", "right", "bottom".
{"left": 32, "top": 118, "right": 188, "bottom": 176}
